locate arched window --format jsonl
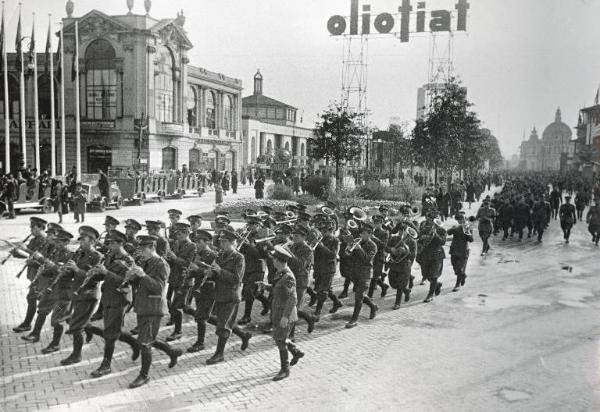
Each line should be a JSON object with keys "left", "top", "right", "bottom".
{"left": 0, "top": 75, "right": 19, "bottom": 120}
{"left": 187, "top": 86, "right": 197, "bottom": 127}
{"left": 85, "top": 39, "right": 117, "bottom": 120}
{"left": 223, "top": 95, "right": 233, "bottom": 130}
{"left": 266, "top": 139, "right": 273, "bottom": 154}
{"left": 206, "top": 91, "right": 216, "bottom": 129}
{"left": 251, "top": 136, "right": 256, "bottom": 163}
{"left": 189, "top": 148, "right": 201, "bottom": 171}
{"left": 284, "top": 141, "right": 290, "bottom": 151}
{"left": 300, "top": 142, "right": 305, "bottom": 157}
{"left": 38, "top": 74, "right": 58, "bottom": 120}
{"left": 162, "top": 147, "right": 176, "bottom": 170}
{"left": 155, "top": 46, "right": 175, "bottom": 123}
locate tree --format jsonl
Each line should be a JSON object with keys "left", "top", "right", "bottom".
{"left": 309, "top": 103, "right": 364, "bottom": 187}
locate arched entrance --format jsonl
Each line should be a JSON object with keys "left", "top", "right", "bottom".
{"left": 225, "top": 151, "right": 233, "bottom": 171}
{"left": 189, "top": 148, "right": 201, "bottom": 171}
{"left": 207, "top": 150, "right": 217, "bottom": 171}
{"left": 87, "top": 145, "right": 112, "bottom": 173}
{"left": 162, "top": 147, "right": 177, "bottom": 171}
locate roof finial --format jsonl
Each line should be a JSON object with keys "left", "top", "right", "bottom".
{"left": 66, "top": 0, "right": 74, "bottom": 17}
{"left": 127, "top": 0, "right": 133, "bottom": 14}
{"left": 144, "top": 0, "right": 151, "bottom": 15}
{"left": 555, "top": 107, "right": 561, "bottom": 122}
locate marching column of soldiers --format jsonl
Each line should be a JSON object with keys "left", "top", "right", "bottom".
{"left": 6, "top": 179, "right": 600, "bottom": 388}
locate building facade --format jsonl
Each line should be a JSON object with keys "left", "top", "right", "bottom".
{"left": 519, "top": 108, "right": 575, "bottom": 171}
{"left": 575, "top": 103, "right": 600, "bottom": 165}
{"left": 241, "top": 71, "right": 311, "bottom": 172}
{"left": 1, "top": 5, "right": 243, "bottom": 174}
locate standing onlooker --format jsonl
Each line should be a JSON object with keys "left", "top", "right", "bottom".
{"left": 2, "top": 173, "right": 18, "bottom": 219}
{"left": 53, "top": 181, "right": 70, "bottom": 224}
{"left": 231, "top": 171, "right": 238, "bottom": 194}
{"left": 254, "top": 175, "right": 265, "bottom": 199}
{"left": 73, "top": 182, "right": 87, "bottom": 223}
{"left": 240, "top": 168, "right": 247, "bottom": 186}
{"left": 98, "top": 169, "right": 110, "bottom": 199}
{"left": 215, "top": 181, "right": 224, "bottom": 205}
{"left": 248, "top": 169, "right": 254, "bottom": 186}
{"left": 222, "top": 172, "right": 230, "bottom": 195}
{"left": 292, "top": 173, "right": 301, "bottom": 196}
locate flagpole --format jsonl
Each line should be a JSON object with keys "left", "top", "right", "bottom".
{"left": 60, "top": 23, "right": 65, "bottom": 176}
{"left": 48, "top": 14, "right": 55, "bottom": 176}
{"left": 32, "top": 13, "right": 40, "bottom": 173}
{"left": 18, "top": 4, "right": 26, "bottom": 168}
{"left": 74, "top": 20, "right": 80, "bottom": 181}
{"left": 2, "top": 2, "right": 9, "bottom": 173}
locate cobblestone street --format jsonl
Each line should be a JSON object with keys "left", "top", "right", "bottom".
{"left": 1, "top": 189, "right": 600, "bottom": 411}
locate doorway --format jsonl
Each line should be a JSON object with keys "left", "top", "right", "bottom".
{"left": 87, "top": 145, "right": 112, "bottom": 174}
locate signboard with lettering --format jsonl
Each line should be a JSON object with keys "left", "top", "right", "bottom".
{"left": 81, "top": 120, "right": 115, "bottom": 129}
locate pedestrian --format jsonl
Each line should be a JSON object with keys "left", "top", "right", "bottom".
{"left": 215, "top": 182, "right": 223, "bottom": 205}
{"left": 559, "top": 196, "right": 577, "bottom": 243}
{"left": 222, "top": 172, "right": 230, "bottom": 195}
{"left": 2, "top": 173, "right": 18, "bottom": 219}
{"left": 98, "top": 169, "right": 110, "bottom": 199}
{"left": 476, "top": 197, "right": 496, "bottom": 254}
{"left": 254, "top": 176, "right": 264, "bottom": 199}
{"left": 586, "top": 198, "right": 600, "bottom": 246}
{"left": 447, "top": 214, "right": 474, "bottom": 291}
{"left": 53, "top": 181, "right": 69, "bottom": 224}
{"left": 73, "top": 182, "right": 86, "bottom": 223}
{"left": 231, "top": 171, "right": 238, "bottom": 194}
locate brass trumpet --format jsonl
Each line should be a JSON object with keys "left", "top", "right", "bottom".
{"left": 347, "top": 238, "right": 361, "bottom": 253}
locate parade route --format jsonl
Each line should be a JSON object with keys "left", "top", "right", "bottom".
{"left": 1, "top": 190, "right": 600, "bottom": 412}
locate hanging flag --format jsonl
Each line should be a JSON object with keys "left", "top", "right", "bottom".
{"left": 55, "top": 36, "right": 61, "bottom": 81}
{"left": 44, "top": 22, "right": 51, "bottom": 75}
{"left": 27, "top": 21, "right": 35, "bottom": 73}
{"left": 0, "top": 7, "right": 4, "bottom": 72}
{"left": 15, "top": 11, "right": 21, "bottom": 72}
{"left": 71, "top": 25, "right": 77, "bottom": 81}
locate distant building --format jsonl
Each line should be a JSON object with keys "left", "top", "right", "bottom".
{"left": 519, "top": 108, "right": 575, "bottom": 171}
{"left": 241, "top": 70, "right": 311, "bottom": 173}
{"left": 575, "top": 103, "right": 600, "bottom": 165}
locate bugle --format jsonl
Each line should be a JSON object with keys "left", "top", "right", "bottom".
{"left": 1, "top": 234, "right": 32, "bottom": 265}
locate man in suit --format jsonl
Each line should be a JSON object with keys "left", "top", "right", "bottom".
{"left": 205, "top": 230, "right": 245, "bottom": 365}
{"left": 476, "top": 197, "right": 496, "bottom": 255}
{"left": 559, "top": 196, "right": 577, "bottom": 243}
{"left": 344, "top": 223, "right": 378, "bottom": 329}
{"left": 447, "top": 214, "right": 474, "bottom": 292}
{"left": 128, "top": 235, "right": 182, "bottom": 388}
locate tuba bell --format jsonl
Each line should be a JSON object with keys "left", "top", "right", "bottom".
{"left": 349, "top": 206, "right": 368, "bottom": 222}
{"left": 320, "top": 206, "right": 335, "bottom": 217}
{"left": 347, "top": 219, "right": 359, "bottom": 230}
{"left": 403, "top": 226, "right": 419, "bottom": 240}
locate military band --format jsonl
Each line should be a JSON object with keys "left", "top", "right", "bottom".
{"left": 7, "top": 180, "right": 599, "bottom": 389}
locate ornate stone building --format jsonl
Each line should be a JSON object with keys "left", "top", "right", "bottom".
{"left": 519, "top": 108, "right": 575, "bottom": 171}
{"left": 1, "top": 3, "right": 243, "bottom": 174}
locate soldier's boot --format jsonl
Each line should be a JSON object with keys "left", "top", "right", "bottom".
{"left": 182, "top": 305, "right": 196, "bottom": 317}
{"left": 91, "top": 341, "right": 114, "bottom": 378}
{"left": 367, "top": 278, "right": 377, "bottom": 299}
{"left": 273, "top": 348, "right": 290, "bottom": 381}
{"left": 41, "top": 324, "right": 64, "bottom": 354}
{"left": 298, "top": 310, "right": 316, "bottom": 333}
{"left": 61, "top": 331, "right": 83, "bottom": 365}
{"left": 84, "top": 324, "right": 104, "bottom": 343}
{"left": 363, "top": 296, "right": 378, "bottom": 320}
{"left": 314, "top": 296, "right": 325, "bottom": 320}
{"left": 261, "top": 321, "right": 273, "bottom": 334}
{"left": 152, "top": 340, "right": 182, "bottom": 368}
{"left": 409, "top": 275, "right": 415, "bottom": 290}
{"left": 232, "top": 325, "right": 251, "bottom": 351}
{"left": 22, "top": 313, "right": 47, "bottom": 343}
{"left": 328, "top": 291, "right": 343, "bottom": 314}
{"left": 188, "top": 322, "right": 206, "bottom": 353}
{"left": 166, "top": 310, "right": 183, "bottom": 341}
{"left": 13, "top": 298, "right": 37, "bottom": 332}
{"left": 118, "top": 332, "right": 141, "bottom": 361}
{"left": 345, "top": 304, "right": 362, "bottom": 329}
{"left": 424, "top": 280, "right": 436, "bottom": 303}
{"left": 461, "top": 274, "right": 467, "bottom": 286}
{"left": 404, "top": 286, "right": 411, "bottom": 302}
{"left": 306, "top": 287, "right": 317, "bottom": 307}
{"left": 392, "top": 290, "right": 402, "bottom": 310}
{"left": 435, "top": 281, "right": 443, "bottom": 296}
{"left": 129, "top": 348, "right": 151, "bottom": 388}
{"left": 206, "top": 336, "right": 227, "bottom": 365}
{"left": 255, "top": 292, "right": 270, "bottom": 316}
{"left": 378, "top": 279, "right": 389, "bottom": 297}
{"left": 287, "top": 341, "right": 305, "bottom": 366}
{"left": 237, "top": 300, "right": 253, "bottom": 326}
{"left": 338, "top": 279, "right": 351, "bottom": 299}
{"left": 453, "top": 276, "right": 462, "bottom": 292}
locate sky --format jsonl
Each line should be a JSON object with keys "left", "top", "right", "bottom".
{"left": 4, "top": 0, "right": 600, "bottom": 157}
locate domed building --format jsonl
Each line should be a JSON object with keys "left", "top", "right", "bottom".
{"left": 519, "top": 108, "right": 575, "bottom": 171}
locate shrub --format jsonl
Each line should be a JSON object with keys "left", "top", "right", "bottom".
{"left": 354, "top": 181, "right": 387, "bottom": 200}
{"left": 267, "top": 184, "right": 294, "bottom": 200}
{"left": 303, "top": 175, "right": 330, "bottom": 200}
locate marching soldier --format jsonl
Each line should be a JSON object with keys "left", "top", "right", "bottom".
{"left": 496, "top": 199, "right": 514, "bottom": 241}
{"left": 344, "top": 223, "right": 378, "bottom": 329}
{"left": 476, "top": 197, "right": 496, "bottom": 255}
{"left": 312, "top": 219, "right": 342, "bottom": 319}
{"left": 165, "top": 222, "right": 197, "bottom": 341}
{"left": 368, "top": 215, "right": 390, "bottom": 298}
{"left": 447, "top": 214, "right": 474, "bottom": 292}
{"left": 531, "top": 195, "right": 550, "bottom": 243}
{"left": 127, "top": 235, "right": 182, "bottom": 388}
{"left": 270, "top": 245, "right": 305, "bottom": 381}
{"left": 167, "top": 209, "right": 182, "bottom": 242}
{"left": 386, "top": 224, "right": 417, "bottom": 309}
{"left": 188, "top": 215, "right": 203, "bottom": 242}
{"left": 22, "top": 229, "right": 73, "bottom": 346}
{"left": 238, "top": 216, "right": 268, "bottom": 325}
{"left": 417, "top": 211, "right": 447, "bottom": 303}
{"left": 91, "top": 215, "right": 120, "bottom": 322}
{"left": 60, "top": 226, "right": 103, "bottom": 365}
{"left": 123, "top": 219, "right": 142, "bottom": 257}
{"left": 205, "top": 230, "right": 245, "bottom": 365}
{"left": 559, "top": 196, "right": 577, "bottom": 243}
{"left": 145, "top": 220, "right": 171, "bottom": 258}
{"left": 12, "top": 217, "right": 51, "bottom": 333}
{"left": 587, "top": 198, "right": 600, "bottom": 246}
{"left": 513, "top": 197, "right": 531, "bottom": 241}
{"left": 287, "top": 226, "right": 317, "bottom": 335}
{"left": 338, "top": 211, "right": 358, "bottom": 299}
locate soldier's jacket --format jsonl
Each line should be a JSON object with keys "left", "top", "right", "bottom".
{"left": 417, "top": 221, "right": 447, "bottom": 262}
{"left": 124, "top": 235, "right": 140, "bottom": 258}
{"left": 101, "top": 250, "right": 135, "bottom": 307}
{"left": 514, "top": 202, "right": 531, "bottom": 225}
{"left": 270, "top": 266, "right": 298, "bottom": 326}
{"left": 288, "top": 241, "right": 313, "bottom": 288}
{"left": 497, "top": 204, "right": 514, "bottom": 225}
{"left": 587, "top": 205, "right": 600, "bottom": 227}
{"left": 532, "top": 201, "right": 550, "bottom": 225}
{"left": 239, "top": 242, "right": 267, "bottom": 284}
{"left": 167, "top": 239, "right": 197, "bottom": 288}
{"left": 313, "top": 234, "right": 339, "bottom": 275}
{"left": 385, "top": 235, "right": 416, "bottom": 272}
{"left": 559, "top": 203, "right": 576, "bottom": 225}
{"left": 447, "top": 226, "right": 473, "bottom": 258}
{"left": 259, "top": 238, "right": 287, "bottom": 284}
{"left": 135, "top": 255, "right": 170, "bottom": 316}
{"left": 212, "top": 249, "right": 244, "bottom": 303}
{"left": 155, "top": 234, "right": 171, "bottom": 258}
{"left": 70, "top": 247, "right": 103, "bottom": 301}
{"left": 338, "top": 227, "right": 359, "bottom": 273}
{"left": 23, "top": 235, "right": 51, "bottom": 281}
{"left": 191, "top": 246, "right": 219, "bottom": 300}
{"left": 344, "top": 237, "right": 377, "bottom": 280}
{"left": 38, "top": 245, "right": 74, "bottom": 288}
{"left": 476, "top": 206, "right": 496, "bottom": 233}
{"left": 372, "top": 228, "right": 389, "bottom": 263}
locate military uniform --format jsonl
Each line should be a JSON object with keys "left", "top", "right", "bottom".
{"left": 344, "top": 234, "right": 378, "bottom": 327}
{"left": 338, "top": 226, "right": 358, "bottom": 297}
{"left": 531, "top": 200, "right": 550, "bottom": 242}
{"left": 559, "top": 201, "right": 577, "bottom": 242}
{"left": 312, "top": 233, "right": 341, "bottom": 315}
{"left": 447, "top": 224, "right": 473, "bottom": 290}
{"left": 100, "top": 249, "right": 135, "bottom": 341}
{"left": 476, "top": 204, "right": 496, "bottom": 253}
{"left": 166, "top": 237, "right": 197, "bottom": 340}
{"left": 238, "top": 241, "right": 267, "bottom": 324}
{"left": 288, "top": 240, "right": 315, "bottom": 332}
{"left": 368, "top": 227, "right": 389, "bottom": 298}
{"left": 587, "top": 204, "right": 600, "bottom": 245}
{"left": 417, "top": 220, "right": 446, "bottom": 302}
{"left": 497, "top": 202, "right": 514, "bottom": 240}
{"left": 386, "top": 234, "right": 417, "bottom": 308}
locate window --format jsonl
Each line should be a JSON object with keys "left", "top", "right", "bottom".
{"left": 300, "top": 143, "right": 305, "bottom": 157}
{"left": 187, "top": 86, "right": 197, "bottom": 127}
{"left": 155, "top": 46, "right": 175, "bottom": 123}
{"left": 251, "top": 136, "right": 256, "bottom": 163}
{"left": 38, "top": 74, "right": 58, "bottom": 120}
{"left": 162, "top": 147, "right": 176, "bottom": 170}
{"left": 189, "top": 148, "right": 201, "bottom": 171}
{"left": 85, "top": 39, "right": 117, "bottom": 120}
{"left": 0, "top": 75, "right": 19, "bottom": 120}
{"left": 267, "top": 107, "right": 276, "bottom": 119}
{"left": 224, "top": 95, "right": 233, "bottom": 130}
{"left": 206, "top": 91, "right": 216, "bottom": 129}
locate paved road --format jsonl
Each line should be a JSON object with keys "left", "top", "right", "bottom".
{"left": 1, "top": 188, "right": 600, "bottom": 411}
